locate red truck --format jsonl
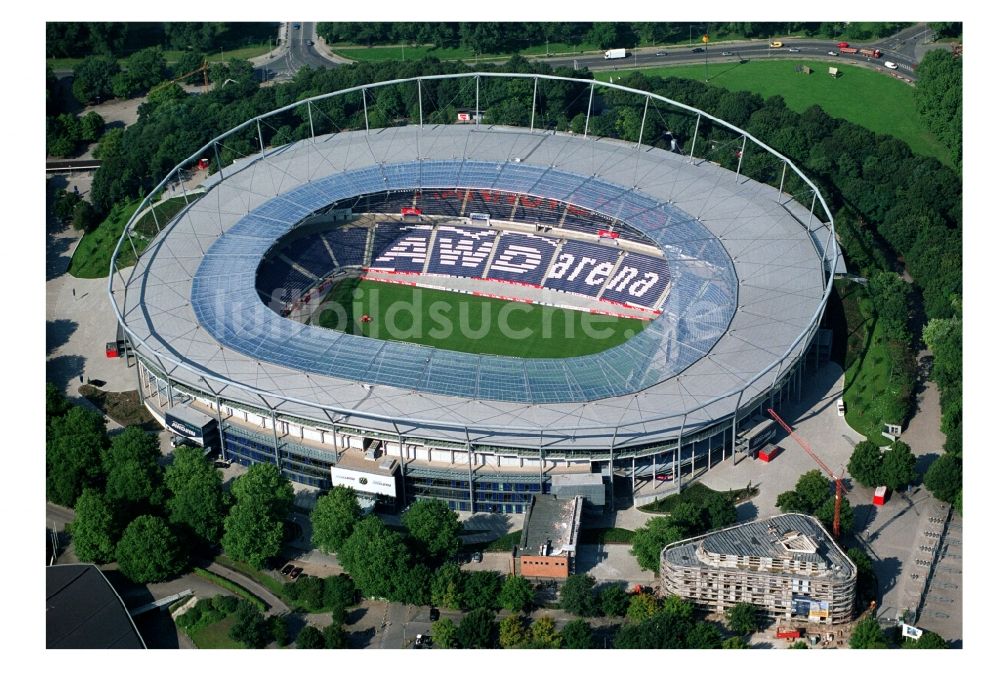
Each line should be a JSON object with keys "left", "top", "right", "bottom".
{"left": 839, "top": 46, "right": 882, "bottom": 58}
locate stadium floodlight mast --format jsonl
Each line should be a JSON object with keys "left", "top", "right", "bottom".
{"left": 108, "top": 72, "right": 837, "bottom": 452}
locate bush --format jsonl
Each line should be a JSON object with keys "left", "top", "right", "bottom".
{"left": 228, "top": 601, "right": 271, "bottom": 648}
{"left": 270, "top": 614, "right": 290, "bottom": 647}
{"left": 600, "top": 584, "right": 630, "bottom": 617}
{"left": 211, "top": 594, "right": 239, "bottom": 614}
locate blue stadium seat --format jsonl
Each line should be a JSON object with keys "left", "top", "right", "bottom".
{"left": 600, "top": 251, "right": 670, "bottom": 308}
{"left": 543, "top": 239, "right": 622, "bottom": 298}
{"left": 370, "top": 223, "right": 433, "bottom": 272}
{"left": 425, "top": 225, "right": 497, "bottom": 277}
{"left": 485, "top": 232, "right": 557, "bottom": 286}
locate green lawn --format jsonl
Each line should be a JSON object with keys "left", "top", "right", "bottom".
{"left": 133, "top": 196, "right": 192, "bottom": 238}
{"left": 68, "top": 198, "right": 145, "bottom": 278}
{"left": 333, "top": 44, "right": 503, "bottom": 63}
{"left": 595, "top": 60, "right": 952, "bottom": 167}
{"left": 836, "top": 280, "right": 902, "bottom": 443}
{"left": 189, "top": 614, "right": 242, "bottom": 649}
{"left": 312, "top": 278, "right": 648, "bottom": 358}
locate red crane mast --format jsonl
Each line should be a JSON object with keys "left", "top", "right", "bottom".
{"left": 767, "top": 408, "right": 844, "bottom": 537}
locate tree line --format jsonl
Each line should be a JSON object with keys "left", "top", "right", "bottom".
{"left": 316, "top": 21, "right": 908, "bottom": 52}
{"left": 46, "top": 22, "right": 277, "bottom": 59}
{"left": 47, "top": 385, "right": 294, "bottom": 584}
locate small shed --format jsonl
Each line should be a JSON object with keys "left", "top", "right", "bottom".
{"left": 873, "top": 486, "right": 888, "bottom": 506}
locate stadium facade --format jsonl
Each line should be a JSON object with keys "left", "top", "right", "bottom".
{"left": 110, "top": 73, "right": 839, "bottom": 513}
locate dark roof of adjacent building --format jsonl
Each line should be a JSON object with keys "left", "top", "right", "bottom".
{"left": 662, "top": 513, "right": 855, "bottom": 580}
{"left": 517, "top": 494, "right": 582, "bottom": 557}
{"left": 46, "top": 564, "right": 146, "bottom": 649}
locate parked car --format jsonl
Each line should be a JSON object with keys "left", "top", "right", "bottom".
{"left": 471, "top": 552, "right": 483, "bottom": 563}
{"left": 307, "top": 39, "right": 314, "bottom": 46}
{"left": 429, "top": 607, "right": 440, "bottom": 622}
{"left": 884, "top": 61, "right": 898, "bottom": 70}
{"left": 292, "top": 23, "right": 301, "bottom": 30}
{"left": 289, "top": 566, "right": 304, "bottom": 580}
{"left": 213, "top": 460, "right": 230, "bottom": 469}
{"left": 280, "top": 563, "right": 295, "bottom": 576}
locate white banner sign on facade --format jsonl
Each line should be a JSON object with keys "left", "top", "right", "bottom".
{"left": 330, "top": 466, "right": 397, "bottom": 498}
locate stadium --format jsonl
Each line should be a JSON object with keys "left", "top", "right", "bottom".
{"left": 109, "top": 73, "right": 839, "bottom": 513}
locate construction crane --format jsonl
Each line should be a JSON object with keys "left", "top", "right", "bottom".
{"left": 149, "top": 60, "right": 210, "bottom": 96}
{"left": 767, "top": 408, "right": 844, "bottom": 538}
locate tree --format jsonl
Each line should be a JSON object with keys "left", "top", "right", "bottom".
{"left": 270, "top": 614, "right": 290, "bottom": 647}
{"left": 722, "top": 636, "right": 750, "bottom": 649}
{"left": 816, "top": 495, "right": 855, "bottom": 535}
{"left": 80, "top": 111, "right": 105, "bottom": 143}
{"left": 296, "top": 625, "right": 324, "bottom": 649}
{"left": 227, "top": 601, "right": 270, "bottom": 648}
{"left": 457, "top": 608, "right": 497, "bottom": 648}
{"left": 45, "top": 383, "right": 71, "bottom": 422}
{"left": 848, "top": 440, "right": 884, "bottom": 488}
{"left": 666, "top": 501, "right": 705, "bottom": 536}
{"left": 310, "top": 486, "right": 362, "bottom": 553}
{"left": 336, "top": 516, "right": 412, "bottom": 600}
{"left": 115, "top": 515, "right": 185, "bottom": 583}
{"left": 69, "top": 489, "right": 118, "bottom": 563}
{"left": 462, "top": 570, "right": 503, "bottom": 611}
{"left": 881, "top": 441, "right": 917, "bottom": 491}
{"left": 165, "top": 445, "right": 226, "bottom": 546}
{"left": 403, "top": 499, "right": 462, "bottom": 563}
{"left": 794, "top": 470, "right": 831, "bottom": 513}
{"left": 790, "top": 640, "right": 809, "bottom": 649}
{"left": 848, "top": 547, "right": 877, "bottom": 608}
{"left": 703, "top": 492, "right": 738, "bottom": 530}
{"left": 924, "top": 454, "right": 962, "bottom": 504}
{"left": 432, "top": 618, "right": 458, "bottom": 648}
{"left": 498, "top": 614, "right": 528, "bottom": 648}
{"left": 630, "top": 516, "right": 684, "bottom": 571}
{"left": 222, "top": 463, "right": 293, "bottom": 568}
{"left": 72, "top": 55, "right": 120, "bottom": 104}
{"left": 430, "top": 562, "right": 465, "bottom": 609}
{"left": 102, "top": 426, "right": 165, "bottom": 518}
{"left": 46, "top": 406, "right": 107, "bottom": 507}
{"left": 323, "top": 574, "right": 358, "bottom": 612}
{"left": 112, "top": 46, "right": 167, "bottom": 98}
{"left": 529, "top": 616, "right": 562, "bottom": 648}
{"left": 560, "top": 573, "right": 598, "bottom": 617}
{"left": 776, "top": 489, "right": 807, "bottom": 513}
{"left": 725, "top": 602, "right": 760, "bottom": 635}
{"left": 560, "top": 619, "right": 594, "bottom": 649}
{"left": 499, "top": 574, "right": 534, "bottom": 613}
{"left": 322, "top": 623, "right": 349, "bottom": 649}
{"left": 850, "top": 616, "right": 890, "bottom": 649}
{"left": 686, "top": 621, "right": 723, "bottom": 649}
{"left": 903, "top": 630, "right": 949, "bottom": 649}
{"left": 626, "top": 592, "right": 660, "bottom": 622}
{"left": 71, "top": 200, "right": 99, "bottom": 231}
{"left": 599, "top": 584, "right": 630, "bottom": 617}
{"left": 868, "top": 271, "right": 912, "bottom": 342}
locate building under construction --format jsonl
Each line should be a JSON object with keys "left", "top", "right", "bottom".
{"left": 660, "top": 513, "right": 856, "bottom": 625}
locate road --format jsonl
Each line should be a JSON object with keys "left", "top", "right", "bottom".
{"left": 256, "top": 22, "right": 340, "bottom": 82}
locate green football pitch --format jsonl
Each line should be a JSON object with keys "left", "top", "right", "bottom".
{"left": 311, "top": 278, "right": 649, "bottom": 358}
